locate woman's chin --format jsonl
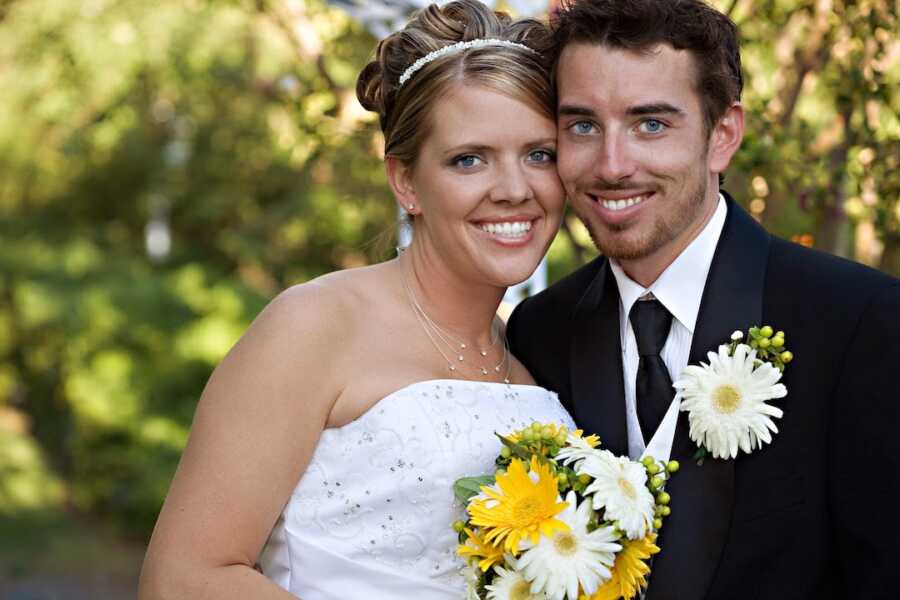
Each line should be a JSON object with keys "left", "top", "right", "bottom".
{"left": 481, "top": 256, "right": 546, "bottom": 289}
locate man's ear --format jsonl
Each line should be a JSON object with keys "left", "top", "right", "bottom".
{"left": 386, "top": 156, "right": 419, "bottom": 215}
{"left": 708, "top": 102, "right": 745, "bottom": 175}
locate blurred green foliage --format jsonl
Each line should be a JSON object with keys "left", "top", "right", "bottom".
{"left": 0, "top": 0, "right": 395, "bottom": 544}
{"left": 0, "top": 0, "right": 896, "bottom": 563}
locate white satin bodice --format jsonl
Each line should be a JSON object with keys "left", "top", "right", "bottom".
{"left": 257, "top": 379, "right": 575, "bottom": 599}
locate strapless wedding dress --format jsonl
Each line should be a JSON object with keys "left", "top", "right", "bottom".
{"left": 257, "top": 379, "right": 575, "bottom": 599}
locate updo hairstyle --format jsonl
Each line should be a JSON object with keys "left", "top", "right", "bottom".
{"left": 356, "top": 0, "right": 554, "bottom": 166}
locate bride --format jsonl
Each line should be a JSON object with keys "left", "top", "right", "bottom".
{"left": 138, "top": 1, "right": 572, "bottom": 598}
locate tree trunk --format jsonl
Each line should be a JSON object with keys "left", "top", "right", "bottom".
{"left": 817, "top": 203, "right": 852, "bottom": 258}
{"left": 879, "top": 235, "right": 900, "bottom": 277}
{"left": 816, "top": 106, "right": 853, "bottom": 258}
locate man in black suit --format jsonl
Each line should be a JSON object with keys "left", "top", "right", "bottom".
{"left": 507, "top": 0, "right": 900, "bottom": 598}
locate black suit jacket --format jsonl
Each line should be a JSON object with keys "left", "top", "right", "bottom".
{"left": 507, "top": 194, "right": 900, "bottom": 599}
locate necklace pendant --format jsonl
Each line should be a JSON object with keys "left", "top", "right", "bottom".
{"left": 457, "top": 355, "right": 464, "bottom": 362}
{"left": 494, "top": 366, "right": 501, "bottom": 372}
{"left": 480, "top": 350, "right": 487, "bottom": 357}
{"left": 503, "top": 378, "right": 510, "bottom": 384}
{"left": 460, "top": 343, "right": 467, "bottom": 349}
{"left": 449, "top": 365, "right": 456, "bottom": 372}
{"left": 480, "top": 368, "right": 488, "bottom": 375}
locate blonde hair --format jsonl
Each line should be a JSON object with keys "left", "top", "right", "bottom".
{"left": 356, "top": 0, "right": 554, "bottom": 166}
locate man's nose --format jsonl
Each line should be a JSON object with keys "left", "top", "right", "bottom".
{"left": 594, "top": 132, "right": 637, "bottom": 184}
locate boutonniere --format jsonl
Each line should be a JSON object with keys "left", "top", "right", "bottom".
{"left": 673, "top": 326, "right": 794, "bottom": 462}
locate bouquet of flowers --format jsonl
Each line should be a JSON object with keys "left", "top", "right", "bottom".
{"left": 453, "top": 423, "right": 679, "bottom": 600}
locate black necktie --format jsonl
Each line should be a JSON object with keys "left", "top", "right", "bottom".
{"left": 630, "top": 298, "right": 674, "bottom": 444}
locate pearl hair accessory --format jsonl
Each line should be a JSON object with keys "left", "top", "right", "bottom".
{"left": 398, "top": 39, "right": 538, "bottom": 87}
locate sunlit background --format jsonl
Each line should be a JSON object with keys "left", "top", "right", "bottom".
{"left": 0, "top": 0, "right": 897, "bottom": 596}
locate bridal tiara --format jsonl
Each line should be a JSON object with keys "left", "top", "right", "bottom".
{"left": 398, "top": 39, "right": 538, "bottom": 87}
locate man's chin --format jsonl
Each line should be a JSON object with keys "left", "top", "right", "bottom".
{"left": 597, "top": 240, "right": 658, "bottom": 262}
{"left": 583, "top": 220, "right": 659, "bottom": 261}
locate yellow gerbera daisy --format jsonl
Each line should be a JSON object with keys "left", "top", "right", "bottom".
{"left": 572, "top": 429, "right": 601, "bottom": 448}
{"left": 581, "top": 533, "right": 660, "bottom": 600}
{"left": 468, "top": 455, "right": 570, "bottom": 553}
{"left": 458, "top": 527, "right": 505, "bottom": 572}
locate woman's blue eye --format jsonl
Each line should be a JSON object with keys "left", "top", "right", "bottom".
{"left": 640, "top": 119, "right": 666, "bottom": 134}
{"left": 528, "top": 149, "right": 555, "bottom": 163}
{"left": 454, "top": 155, "right": 482, "bottom": 168}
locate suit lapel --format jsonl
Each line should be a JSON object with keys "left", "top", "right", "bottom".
{"left": 569, "top": 259, "right": 629, "bottom": 457}
{"left": 646, "top": 196, "right": 771, "bottom": 600}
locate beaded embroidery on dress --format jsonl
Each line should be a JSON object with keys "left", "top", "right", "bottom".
{"left": 257, "top": 379, "right": 575, "bottom": 599}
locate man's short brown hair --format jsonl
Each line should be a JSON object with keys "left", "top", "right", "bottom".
{"left": 550, "top": 0, "right": 743, "bottom": 133}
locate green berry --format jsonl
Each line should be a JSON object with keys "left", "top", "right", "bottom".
{"left": 666, "top": 460, "right": 680, "bottom": 473}
{"left": 758, "top": 338, "right": 771, "bottom": 349}
{"left": 780, "top": 351, "right": 794, "bottom": 363}
{"left": 653, "top": 518, "right": 663, "bottom": 530}
{"left": 650, "top": 476, "right": 665, "bottom": 490}
{"left": 771, "top": 337, "right": 784, "bottom": 348}
{"left": 641, "top": 456, "right": 655, "bottom": 467}
{"left": 542, "top": 425, "right": 555, "bottom": 439}
{"left": 557, "top": 472, "right": 568, "bottom": 485}
{"left": 453, "top": 520, "right": 466, "bottom": 533}
{"left": 660, "top": 506, "right": 671, "bottom": 516}
{"left": 776, "top": 331, "right": 785, "bottom": 339}
{"left": 647, "top": 462, "right": 661, "bottom": 475}
{"left": 500, "top": 446, "right": 512, "bottom": 459}
{"left": 657, "top": 491, "right": 671, "bottom": 505}
{"left": 578, "top": 474, "right": 591, "bottom": 485}
{"left": 760, "top": 326, "right": 774, "bottom": 338}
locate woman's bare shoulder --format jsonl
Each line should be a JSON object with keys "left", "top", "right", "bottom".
{"left": 275, "top": 263, "right": 393, "bottom": 317}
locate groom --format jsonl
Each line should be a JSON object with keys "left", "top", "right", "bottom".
{"left": 508, "top": 0, "right": 900, "bottom": 598}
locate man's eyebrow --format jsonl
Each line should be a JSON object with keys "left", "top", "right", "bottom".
{"left": 626, "top": 103, "right": 685, "bottom": 117}
{"left": 558, "top": 105, "right": 596, "bottom": 117}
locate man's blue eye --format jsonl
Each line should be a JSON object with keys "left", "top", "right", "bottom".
{"left": 571, "top": 121, "right": 595, "bottom": 135}
{"left": 640, "top": 119, "right": 666, "bottom": 133}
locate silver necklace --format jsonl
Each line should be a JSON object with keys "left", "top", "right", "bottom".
{"left": 404, "top": 279, "right": 510, "bottom": 383}
{"left": 415, "top": 303, "right": 501, "bottom": 358}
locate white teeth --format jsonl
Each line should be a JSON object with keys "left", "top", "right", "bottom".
{"left": 600, "top": 195, "right": 646, "bottom": 211}
{"left": 480, "top": 221, "right": 533, "bottom": 237}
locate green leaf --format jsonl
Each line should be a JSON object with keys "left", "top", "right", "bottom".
{"left": 496, "top": 433, "right": 534, "bottom": 461}
{"left": 453, "top": 475, "right": 495, "bottom": 504}
{"left": 692, "top": 446, "right": 709, "bottom": 465}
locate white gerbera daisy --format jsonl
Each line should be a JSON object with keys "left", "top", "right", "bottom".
{"left": 485, "top": 564, "right": 548, "bottom": 600}
{"left": 516, "top": 491, "right": 621, "bottom": 600}
{"left": 462, "top": 562, "right": 482, "bottom": 600}
{"left": 674, "top": 343, "right": 787, "bottom": 460}
{"left": 578, "top": 451, "right": 655, "bottom": 540}
{"left": 555, "top": 432, "right": 602, "bottom": 468}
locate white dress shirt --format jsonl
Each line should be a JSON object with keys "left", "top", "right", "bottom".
{"left": 609, "top": 195, "right": 727, "bottom": 462}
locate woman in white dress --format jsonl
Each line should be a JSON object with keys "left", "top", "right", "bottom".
{"left": 138, "top": 1, "right": 573, "bottom": 598}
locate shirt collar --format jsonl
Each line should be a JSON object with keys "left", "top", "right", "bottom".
{"left": 609, "top": 194, "right": 727, "bottom": 334}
